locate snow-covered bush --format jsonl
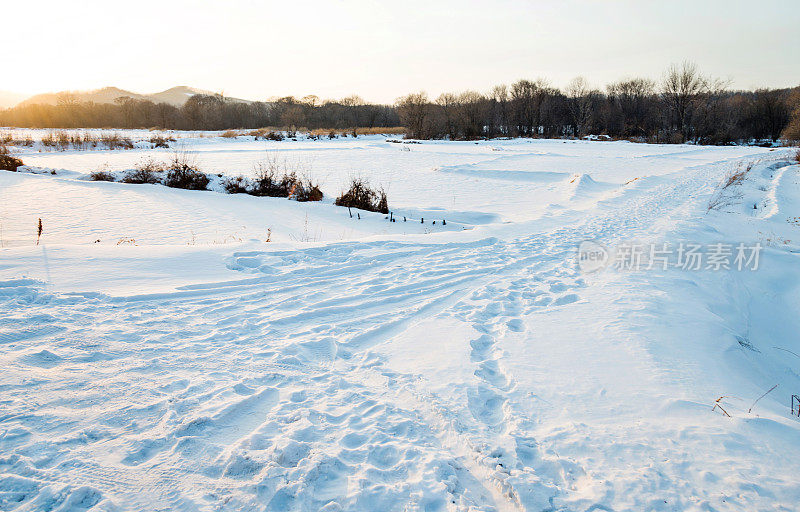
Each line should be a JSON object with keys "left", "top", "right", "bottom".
{"left": 248, "top": 129, "right": 284, "bottom": 141}
{"left": 0, "top": 145, "right": 23, "bottom": 172}
{"left": 100, "top": 132, "right": 134, "bottom": 150}
{"left": 247, "top": 174, "right": 324, "bottom": 201}
{"left": 222, "top": 176, "right": 250, "bottom": 194}
{"left": 149, "top": 133, "right": 174, "bottom": 148}
{"left": 223, "top": 161, "right": 323, "bottom": 202}
{"left": 89, "top": 170, "right": 115, "bottom": 181}
{"left": 294, "top": 179, "right": 323, "bottom": 202}
{"left": 164, "top": 164, "right": 209, "bottom": 190}
{"left": 163, "top": 150, "right": 208, "bottom": 190}
{"left": 250, "top": 167, "right": 296, "bottom": 197}
{"left": 334, "top": 177, "right": 388, "bottom": 213}
{"left": 123, "top": 157, "right": 164, "bottom": 184}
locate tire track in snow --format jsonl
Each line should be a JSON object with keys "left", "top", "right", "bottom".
{"left": 0, "top": 155, "right": 764, "bottom": 510}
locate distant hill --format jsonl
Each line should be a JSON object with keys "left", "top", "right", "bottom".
{"left": 15, "top": 86, "right": 251, "bottom": 108}
{"left": 0, "top": 91, "right": 28, "bottom": 109}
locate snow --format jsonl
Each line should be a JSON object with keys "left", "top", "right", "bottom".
{"left": 1, "top": 133, "right": 799, "bottom": 511}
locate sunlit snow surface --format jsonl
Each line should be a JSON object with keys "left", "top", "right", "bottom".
{"left": 1, "top": 133, "right": 799, "bottom": 511}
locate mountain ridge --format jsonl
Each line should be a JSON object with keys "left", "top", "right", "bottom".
{"left": 0, "top": 91, "right": 29, "bottom": 109}
{"left": 9, "top": 86, "right": 251, "bottom": 108}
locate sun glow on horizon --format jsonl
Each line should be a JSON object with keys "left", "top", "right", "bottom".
{"left": 4, "top": 0, "right": 799, "bottom": 103}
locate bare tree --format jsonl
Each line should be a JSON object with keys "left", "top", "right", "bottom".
{"left": 301, "top": 95, "right": 320, "bottom": 108}
{"left": 780, "top": 88, "right": 800, "bottom": 142}
{"left": 748, "top": 89, "right": 791, "bottom": 141}
{"left": 607, "top": 78, "right": 657, "bottom": 138}
{"left": 510, "top": 78, "right": 552, "bottom": 137}
{"left": 457, "top": 91, "right": 488, "bottom": 139}
{"left": 396, "top": 92, "right": 430, "bottom": 139}
{"left": 341, "top": 95, "right": 365, "bottom": 127}
{"left": 661, "top": 61, "right": 708, "bottom": 141}
{"left": 565, "top": 77, "right": 595, "bottom": 137}
{"left": 436, "top": 93, "right": 458, "bottom": 140}
{"left": 692, "top": 79, "right": 735, "bottom": 144}
{"left": 510, "top": 80, "right": 535, "bottom": 136}
{"left": 490, "top": 84, "right": 509, "bottom": 137}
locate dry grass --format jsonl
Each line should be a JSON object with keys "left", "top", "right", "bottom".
{"left": 150, "top": 133, "right": 175, "bottom": 148}
{"left": 220, "top": 130, "right": 241, "bottom": 138}
{"left": 100, "top": 132, "right": 134, "bottom": 150}
{"left": 306, "top": 127, "right": 406, "bottom": 138}
{"left": 707, "top": 162, "right": 753, "bottom": 212}
{"left": 38, "top": 130, "right": 134, "bottom": 151}
{"left": 356, "top": 126, "right": 406, "bottom": 136}
{"left": 247, "top": 127, "right": 280, "bottom": 138}
{"left": 722, "top": 164, "right": 751, "bottom": 189}
{"left": 6, "top": 133, "right": 34, "bottom": 147}
{"left": 247, "top": 128, "right": 284, "bottom": 141}
{"left": 308, "top": 128, "right": 337, "bottom": 139}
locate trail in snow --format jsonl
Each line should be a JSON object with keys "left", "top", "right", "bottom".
{"left": 1, "top": 137, "right": 798, "bottom": 511}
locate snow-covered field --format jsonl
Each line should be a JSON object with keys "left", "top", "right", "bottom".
{"left": 1, "top": 134, "right": 799, "bottom": 511}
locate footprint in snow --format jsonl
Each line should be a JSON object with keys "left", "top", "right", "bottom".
{"left": 552, "top": 293, "right": 580, "bottom": 306}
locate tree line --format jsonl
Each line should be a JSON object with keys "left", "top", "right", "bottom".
{"left": 397, "top": 63, "right": 799, "bottom": 144}
{"left": 2, "top": 62, "right": 799, "bottom": 144}
{"left": 0, "top": 94, "right": 400, "bottom": 131}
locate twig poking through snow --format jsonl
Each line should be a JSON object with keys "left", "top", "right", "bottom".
{"left": 748, "top": 384, "right": 778, "bottom": 414}
{"left": 712, "top": 396, "right": 731, "bottom": 417}
{"left": 773, "top": 346, "right": 800, "bottom": 359}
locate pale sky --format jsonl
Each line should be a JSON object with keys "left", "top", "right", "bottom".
{"left": 4, "top": 0, "right": 799, "bottom": 103}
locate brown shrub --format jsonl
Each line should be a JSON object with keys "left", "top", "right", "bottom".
{"left": 41, "top": 132, "right": 56, "bottom": 148}
{"left": 56, "top": 131, "right": 70, "bottom": 151}
{"left": 150, "top": 133, "right": 175, "bottom": 148}
{"left": 223, "top": 176, "right": 250, "bottom": 194}
{"left": 0, "top": 146, "right": 23, "bottom": 172}
{"left": 248, "top": 157, "right": 299, "bottom": 197}
{"left": 224, "top": 155, "right": 323, "bottom": 201}
{"left": 89, "top": 170, "right": 115, "bottom": 181}
{"left": 248, "top": 128, "right": 284, "bottom": 141}
{"left": 100, "top": 132, "right": 134, "bottom": 150}
{"left": 294, "top": 179, "right": 324, "bottom": 202}
{"left": 123, "top": 157, "right": 164, "bottom": 184}
{"left": 781, "top": 112, "right": 800, "bottom": 143}
{"left": 164, "top": 150, "right": 208, "bottom": 190}
{"left": 334, "top": 177, "right": 388, "bottom": 213}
